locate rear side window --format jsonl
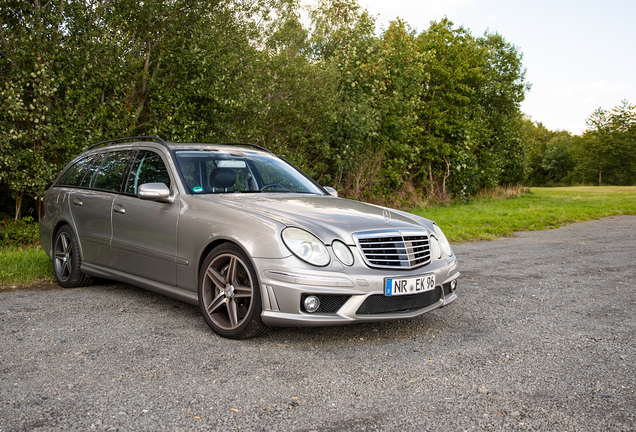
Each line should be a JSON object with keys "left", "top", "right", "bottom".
{"left": 125, "top": 151, "right": 171, "bottom": 195}
{"left": 57, "top": 156, "right": 94, "bottom": 186}
{"left": 80, "top": 154, "right": 105, "bottom": 188}
{"left": 92, "top": 151, "right": 134, "bottom": 192}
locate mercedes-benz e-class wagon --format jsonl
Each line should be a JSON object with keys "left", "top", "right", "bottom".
{"left": 40, "top": 136, "right": 459, "bottom": 339}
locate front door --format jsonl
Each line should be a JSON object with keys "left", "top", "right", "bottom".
{"left": 111, "top": 150, "right": 179, "bottom": 285}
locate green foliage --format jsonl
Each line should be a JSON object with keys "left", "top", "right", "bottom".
{"left": 0, "top": 216, "right": 40, "bottom": 248}
{"left": 573, "top": 100, "right": 636, "bottom": 185}
{"left": 540, "top": 134, "right": 575, "bottom": 184}
{"left": 408, "top": 21, "right": 529, "bottom": 200}
{"left": 1, "top": 0, "right": 534, "bottom": 215}
{"left": 525, "top": 101, "right": 636, "bottom": 187}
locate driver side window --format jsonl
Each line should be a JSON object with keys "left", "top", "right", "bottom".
{"left": 125, "top": 150, "right": 171, "bottom": 195}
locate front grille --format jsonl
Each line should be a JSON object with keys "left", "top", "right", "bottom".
{"left": 301, "top": 294, "right": 349, "bottom": 313}
{"left": 356, "top": 286, "right": 441, "bottom": 315}
{"left": 353, "top": 229, "right": 431, "bottom": 269}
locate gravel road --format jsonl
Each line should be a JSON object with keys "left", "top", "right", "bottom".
{"left": 1, "top": 216, "right": 635, "bottom": 431}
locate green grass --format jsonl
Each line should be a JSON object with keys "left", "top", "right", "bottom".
{"left": 0, "top": 246, "right": 54, "bottom": 287}
{"left": 413, "top": 186, "right": 636, "bottom": 242}
{"left": 2, "top": 186, "right": 636, "bottom": 287}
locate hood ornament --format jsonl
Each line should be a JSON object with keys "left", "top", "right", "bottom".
{"left": 383, "top": 209, "right": 392, "bottom": 223}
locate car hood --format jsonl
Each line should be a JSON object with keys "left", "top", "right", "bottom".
{"left": 207, "top": 194, "right": 433, "bottom": 244}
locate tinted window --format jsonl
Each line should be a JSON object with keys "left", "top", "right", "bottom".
{"left": 125, "top": 151, "right": 171, "bottom": 194}
{"left": 251, "top": 158, "right": 313, "bottom": 192}
{"left": 174, "top": 151, "right": 322, "bottom": 194}
{"left": 80, "top": 154, "right": 105, "bottom": 188}
{"left": 57, "top": 156, "right": 94, "bottom": 186}
{"left": 92, "top": 151, "right": 134, "bottom": 192}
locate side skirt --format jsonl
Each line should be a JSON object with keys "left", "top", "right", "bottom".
{"left": 81, "top": 263, "right": 199, "bottom": 306}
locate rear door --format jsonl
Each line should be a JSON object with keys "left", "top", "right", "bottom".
{"left": 69, "top": 150, "right": 135, "bottom": 267}
{"left": 68, "top": 153, "right": 112, "bottom": 267}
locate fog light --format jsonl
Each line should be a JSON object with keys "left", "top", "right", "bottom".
{"left": 304, "top": 295, "right": 320, "bottom": 313}
{"left": 450, "top": 280, "right": 457, "bottom": 291}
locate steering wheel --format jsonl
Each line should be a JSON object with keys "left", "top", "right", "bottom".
{"left": 260, "top": 183, "right": 288, "bottom": 191}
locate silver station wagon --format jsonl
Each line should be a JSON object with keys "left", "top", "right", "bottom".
{"left": 40, "top": 137, "right": 459, "bottom": 339}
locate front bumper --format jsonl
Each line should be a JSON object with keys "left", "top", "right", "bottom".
{"left": 254, "top": 252, "right": 459, "bottom": 327}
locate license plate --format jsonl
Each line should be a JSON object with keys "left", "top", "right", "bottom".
{"left": 385, "top": 274, "right": 436, "bottom": 296}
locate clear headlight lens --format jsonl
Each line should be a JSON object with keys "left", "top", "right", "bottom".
{"left": 433, "top": 224, "right": 452, "bottom": 256}
{"left": 430, "top": 236, "right": 442, "bottom": 259}
{"left": 332, "top": 240, "right": 354, "bottom": 266}
{"left": 282, "top": 228, "right": 330, "bottom": 266}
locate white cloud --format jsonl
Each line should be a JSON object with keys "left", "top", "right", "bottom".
{"left": 553, "top": 81, "right": 632, "bottom": 101}
{"left": 359, "top": 0, "right": 479, "bottom": 29}
{"left": 523, "top": 81, "right": 634, "bottom": 134}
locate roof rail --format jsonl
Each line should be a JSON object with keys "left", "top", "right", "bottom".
{"left": 216, "top": 142, "right": 272, "bottom": 154}
{"left": 85, "top": 136, "right": 169, "bottom": 151}
{"left": 85, "top": 137, "right": 272, "bottom": 154}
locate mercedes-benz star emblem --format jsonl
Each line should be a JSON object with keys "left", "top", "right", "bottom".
{"left": 383, "top": 209, "right": 392, "bottom": 223}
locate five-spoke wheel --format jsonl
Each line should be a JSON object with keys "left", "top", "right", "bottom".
{"left": 54, "top": 231, "right": 73, "bottom": 283}
{"left": 53, "top": 225, "right": 93, "bottom": 288}
{"left": 198, "top": 244, "right": 268, "bottom": 339}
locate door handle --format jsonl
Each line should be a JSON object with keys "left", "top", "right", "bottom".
{"left": 113, "top": 205, "right": 126, "bottom": 214}
{"left": 73, "top": 198, "right": 83, "bottom": 206}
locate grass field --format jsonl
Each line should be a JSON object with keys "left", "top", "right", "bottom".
{"left": 413, "top": 186, "right": 636, "bottom": 242}
{"left": 0, "top": 246, "right": 53, "bottom": 287}
{"left": 1, "top": 186, "right": 635, "bottom": 287}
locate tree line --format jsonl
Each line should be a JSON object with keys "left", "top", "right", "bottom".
{"left": 526, "top": 100, "right": 636, "bottom": 187}
{"left": 1, "top": 0, "right": 631, "bottom": 221}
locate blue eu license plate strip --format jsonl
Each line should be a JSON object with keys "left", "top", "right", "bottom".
{"left": 385, "top": 274, "right": 436, "bottom": 296}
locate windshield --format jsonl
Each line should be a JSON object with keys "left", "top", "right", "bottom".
{"left": 175, "top": 150, "right": 324, "bottom": 195}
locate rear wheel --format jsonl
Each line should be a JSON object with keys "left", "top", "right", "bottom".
{"left": 198, "top": 243, "right": 269, "bottom": 339}
{"left": 53, "top": 225, "right": 93, "bottom": 288}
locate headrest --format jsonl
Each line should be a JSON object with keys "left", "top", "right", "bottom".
{"left": 210, "top": 168, "right": 237, "bottom": 189}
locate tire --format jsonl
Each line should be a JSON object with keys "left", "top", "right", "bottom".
{"left": 53, "top": 225, "right": 93, "bottom": 288}
{"left": 198, "top": 243, "right": 269, "bottom": 339}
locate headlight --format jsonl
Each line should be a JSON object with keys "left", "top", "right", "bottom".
{"left": 433, "top": 224, "right": 452, "bottom": 256}
{"left": 430, "top": 236, "right": 441, "bottom": 259}
{"left": 282, "top": 228, "right": 330, "bottom": 266}
{"left": 332, "top": 240, "right": 354, "bottom": 266}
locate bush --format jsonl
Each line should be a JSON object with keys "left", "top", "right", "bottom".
{"left": 0, "top": 216, "right": 41, "bottom": 248}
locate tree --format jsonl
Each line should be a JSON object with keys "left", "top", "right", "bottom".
{"left": 0, "top": 0, "right": 69, "bottom": 219}
{"left": 574, "top": 100, "right": 636, "bottom": 185}
{"left": 540, "top": 132, "right": 575, "bottom": 184}
{"left": 476, "top": 32, "right": 530, "bottom": 187}
{"left": 1, "top": 0, "right": 535, "bottom": 218}
{"left": 0, "top": 0, "right": 274, "bottom": 218}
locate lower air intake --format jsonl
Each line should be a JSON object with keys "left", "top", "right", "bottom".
{"left": 356, "top": 287, "right": 442, "bottom": 315}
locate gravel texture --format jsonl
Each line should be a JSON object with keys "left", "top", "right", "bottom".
{"left": 1, "top": 215, "right": 635, "bottom": 431}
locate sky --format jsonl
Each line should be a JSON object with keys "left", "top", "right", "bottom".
{"left": 351, "top": 0, "right": 636, "bottom": 135}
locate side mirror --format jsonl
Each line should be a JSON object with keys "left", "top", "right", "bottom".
{"left": 323, "top": 186, "right": 338, "bottom": 197}
{"left": 138, "top": 182, "right": 176, "bottom": 203}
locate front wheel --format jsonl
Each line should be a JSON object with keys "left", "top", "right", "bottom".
{"left": 198, "top": 243, "right": 269, "bottom": 339}
{"left": 53, "top": 225, "right": 93, "bottom": 288}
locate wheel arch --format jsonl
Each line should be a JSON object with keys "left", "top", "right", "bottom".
{"left": 52, "top": 220, "right": 85, "bottom": 262}
{"left": 197, "top": 239, "right": 254, "bottom": 283}
{"left": 196, "top": 239, "right": 269, "bottom": 339}
{"left": 52, "top": 219, "right": 72, "bottom": 244}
